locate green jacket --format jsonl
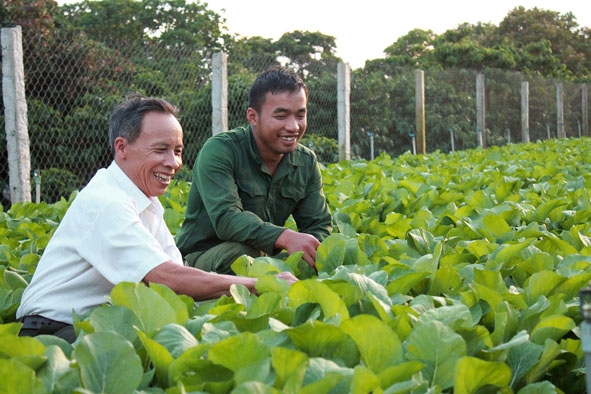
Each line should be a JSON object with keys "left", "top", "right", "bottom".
{"left": 176, "top": 126, "right": 332, "bottom": 257}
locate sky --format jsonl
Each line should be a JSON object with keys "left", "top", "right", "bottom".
{"left": 201, "top": 0, "right": 591, "bottom": 69}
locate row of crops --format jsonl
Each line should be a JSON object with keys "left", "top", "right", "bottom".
{"left": 2, "top": 137, "right": 591, "bottom": 392}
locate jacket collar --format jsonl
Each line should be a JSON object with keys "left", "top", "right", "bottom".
{"left": 245, "top": 126, "right": 304, "bottom": 172}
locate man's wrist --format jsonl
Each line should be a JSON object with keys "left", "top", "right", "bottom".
{"left": 274, "top": 228, "right": 291, "bottom": 250}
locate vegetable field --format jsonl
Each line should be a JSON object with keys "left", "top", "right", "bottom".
{"left": 2, "top": 137, "right": 591, "bottom": 393}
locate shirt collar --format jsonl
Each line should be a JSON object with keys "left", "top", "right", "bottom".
{"left": 246, "top": 126, "right": 305, "bottom": 170}
{"left": 107, "top": 161, "right": 163, "bottom": 215}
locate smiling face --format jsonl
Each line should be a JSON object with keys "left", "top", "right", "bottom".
{"left": 247, "top": 89, "right": 307, "bottom": 167}
{"left": 114, "top": 111, "right": 183, "bottom": 197}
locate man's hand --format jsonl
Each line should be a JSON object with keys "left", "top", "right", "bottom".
{"left": 275, "top": 229, "right": 320, "bottom": 268}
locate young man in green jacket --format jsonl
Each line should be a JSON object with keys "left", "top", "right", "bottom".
{"left": 176, "top": 66, "right": 332, "bottom": 274}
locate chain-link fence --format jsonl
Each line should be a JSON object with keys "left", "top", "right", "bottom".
{"left": 1, "top": 27, "right": 589, "bottom": 206}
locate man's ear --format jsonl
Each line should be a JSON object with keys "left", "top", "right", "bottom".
{"left": 246, "top": 107, "right": 258, "bottom": 125}
{"left": 113, "top": 137, "right": 128, "bottom": 159}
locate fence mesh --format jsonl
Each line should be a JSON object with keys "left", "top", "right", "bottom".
{"left": 1, "top": 28, "right": 589, "bottom": 206}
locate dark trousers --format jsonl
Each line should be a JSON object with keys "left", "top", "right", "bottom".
{"left": 18, "top": 315, "right": 77, "bottom": 343}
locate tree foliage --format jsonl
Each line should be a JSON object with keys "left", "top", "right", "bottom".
{"left": 273, "top": 30, "right": 341, "bottom": 77}
{"left": 1, "top": 0, "right": 57, "bottom": 34}
{"left": 379, "top": 7, "right": 591, "bottom": 82}
{"left": 59, "top": 0, "right": 229, "bottom": 52}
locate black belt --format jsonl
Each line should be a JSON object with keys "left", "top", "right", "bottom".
{"left": 18, "top": 315, "right": 70, "bottom": 331}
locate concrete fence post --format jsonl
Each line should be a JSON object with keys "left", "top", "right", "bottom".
{"left": 557, "top": 83, "right": 566, "bottom": 138}
{"left": 415, "top": 70, "right": 426, "bottom": 154}
{"left": 476, "top": 73, "right": 486, "bottom": 148}
{"left": 521, "top": 81, "right": 530, "bottom": 143}
{"left": 211, "top": 52, "right": 228, "bottom": 135}
{"left": 2, "top": 26, "right": 31, "bottom": 204}
{"left": 337, "top": 62, "right": 351, "bottom": 161}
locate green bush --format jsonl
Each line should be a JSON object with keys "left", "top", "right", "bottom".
{"left": 32, "top": 168, "right": 84, "bottom": 204}
{"left": 302, "top": 133, "right": 339, "bottom": 164}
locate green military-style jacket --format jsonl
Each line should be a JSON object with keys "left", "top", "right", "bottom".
{"left": 176, "top": 126, "right": 332, "bottom": 257}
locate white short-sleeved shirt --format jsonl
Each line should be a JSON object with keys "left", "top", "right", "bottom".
{"left": 17, "top": 162, "right": 183, "bottom": 324}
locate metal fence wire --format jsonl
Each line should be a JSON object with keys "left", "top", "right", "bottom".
{"left": 1, "top": 28, "right": 589, "bottom": 206}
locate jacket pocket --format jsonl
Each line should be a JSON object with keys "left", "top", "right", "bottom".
{"left": 236, "top": 178, "right": 266, "bottom": 216}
